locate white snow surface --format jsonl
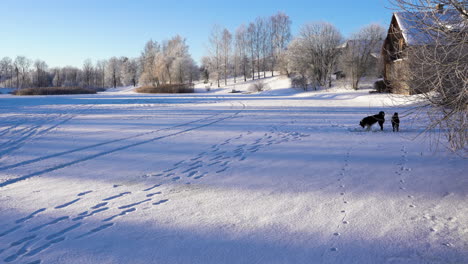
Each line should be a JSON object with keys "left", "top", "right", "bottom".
{"left": 0, "top": 77, "right": 467, "bottom": 264}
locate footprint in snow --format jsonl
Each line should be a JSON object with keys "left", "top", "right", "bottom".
{"left": 146, "top": 192, "right": 162, "bottom": 198}
{"left": 143, "top": 184, "right": 161, "bottom": 192}
{"left": 76, "top": 223, "right": 114, "bottom": 239}
{"left": 55, "top": 198, "right": 81, "bottom": 209}
{"left": 102, "top": 192, "right": 131, "bottom": 201}
{"left": 153, "top": 199, "right": 169, "bottom": 205}
{"left": 173, "top": 160, "right": 184, "bottom": 166}
{"left": 0, "top": 226, "right": 22, "bottom": 238}
{"left": 187, "top": 171, "right": 198, "bottom": 178}
{"left": 77, "top": 191, "right": 92, "bottom": 197}
{"left": 15, "top": 208, "right": 46, "bottom": 224}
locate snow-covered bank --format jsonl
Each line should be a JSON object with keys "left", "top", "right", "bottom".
{"left": 0, "top": 79, "right": 466, "bottom": 264}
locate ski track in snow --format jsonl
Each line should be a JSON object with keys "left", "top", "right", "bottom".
{"left": 0, "top": 105, "right": 94, "bottom": 160}
{"left": 0, "top": 101, "right": 245, "bottom": 188}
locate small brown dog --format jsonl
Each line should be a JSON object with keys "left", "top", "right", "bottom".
{"left": 391, "top": 113, "right": 400, "bottom": 132}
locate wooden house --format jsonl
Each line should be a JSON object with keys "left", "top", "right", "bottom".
{"left": 382, "top": 5, "right": 464, "bottom": 94}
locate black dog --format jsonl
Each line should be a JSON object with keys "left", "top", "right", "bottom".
{"left": 391, "top": 113, "right": 400, "bottom": 132}
{"left": 360, "top": 111, "right": 385, "bottom": 131}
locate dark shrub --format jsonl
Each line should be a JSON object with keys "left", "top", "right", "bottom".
{"left": 136, "top": 84, "right": 194, "bottom": 94}
{"left": 291, "top": 76, "right": 308, "bottom": 91}
{"left": 373, "top": 80, "right": 391, "bottom": 93}
{"left": 92, "top": 87, "right": 108, "bottom": 92}
{"left": 13, "top": 87, "right": 97, "bottom": 96}
{"left": 248, "top": 81, "right": 268, "bottom": 92}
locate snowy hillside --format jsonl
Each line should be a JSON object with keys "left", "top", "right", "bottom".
{"left": 0, "top": 77, "right": 466, "bottom": 264}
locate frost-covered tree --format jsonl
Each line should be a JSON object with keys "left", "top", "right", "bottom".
{"left": 139, "top": 40, "right": 160, "bottom": 87}
{"left": 169, "top": 35, "right": 191, "bottom": 84}
{"left": 14, "top": 56, "right": 32, "bottom": 88}
{"left": 0, "top": 57, "right": 13, "bottom": 87}
{"left": 221, "top": 29, "right": 232, "bottom": 85}
{"left": 247, "top": 23, "right": 257, "bottom": 80}
{"left": 235, "top": 24, "right": 250, "bottom": 82}
{"left": 33, "top": 59, "right": 48, "bottom": 87}
{"left": 95, "top": 60, "right": 107, "bottom": 88}
{"left": 106, "top": 57, "right": 122, "bottom": 88}
{"left": 208, "top": 25, "right": 223, "bottom": 87}
{"left": 254, "top": 18, "right": 265, "bottom": 79}
{"left": 200, "top": 56, "right": 211, "bottom": 83}
{"left": 51, "top": 68, "right": 62, "bottom": 87}
{"left": 82, "top": 59, "right": 94, "bottom": 88}
{"left": 121, "top": 58, "right": 139, "bottom": 87}
{"left": 61, "top": 66, "right": 80, "bottom": 87}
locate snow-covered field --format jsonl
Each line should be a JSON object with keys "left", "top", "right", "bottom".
{"left": 0, "top": 77, "right": 466, "bottom": 264}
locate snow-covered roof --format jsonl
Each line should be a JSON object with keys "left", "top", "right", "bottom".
{"left": 339, "top": 40, "right": 384, "bottom": 57}
{"left": 394, "top": 9, "right": 465, "bottom": 45}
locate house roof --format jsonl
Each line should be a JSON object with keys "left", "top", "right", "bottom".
{"left": 394, "top": 9, "right": 465, "bottom": 45}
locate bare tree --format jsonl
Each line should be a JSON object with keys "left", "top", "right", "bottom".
{"left": 287, "top": 38, "right": 311, "bottom": 90}
{"left": 235, "top": 24, "right": 250, "bottom": 82}
{"left": 341, "top": 24, "right": 386, "bottom": 89}
{"left": 221, "top": 29, "right": 232, "bottom": 85}
{"left": 247, "top": 23, "right": 257, "bottom": 80}
{"left": 96, "top": 60, "right": 107, "bottom": 88}
{"left": 208, "top": 25, "right": 223, "bottom": 87}
{"left": 106, "top": 57, "right": 121, "bottom": 88}
{"left": 121, "top": 58, "right": 139, "bottom": 87}
{"left": 288, "top": 22, "right": 342, "bottom": 89}
{"left": 14, "top": 56, "right": 31, "bottom": 88}
{"left": 254, "top": 18, "right": 265, "bottom": 79}
{"left": 33, "top": 60, "right": 48, "bottom": 87}
{"left": 271, "top": 12, "right": 292, "bottom": 76}
{"left": 200, "top": 56, "right": 211, "bottom": 83}
{"left": 82, "top": 59, "right": 94, "bottom": 88}
{"left": 387, "top": 0, "right": 467, "bottom": 151}
{"left": 0, "top": 57, "right": 13, "bottom": 87}
{"left": 261, "top": 17, "right": 271, "bottom": 78}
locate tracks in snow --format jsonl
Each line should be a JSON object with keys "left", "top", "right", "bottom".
{"left": 0, "top": 102, "right": 245, "bottom": 188}
{"left": 0, "top": 101, "right": 313, "bottom": 263}
{"left": 0, "top": 106, "right": 93, "bottom": 160}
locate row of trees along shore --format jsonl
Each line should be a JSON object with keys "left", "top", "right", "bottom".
{"left": 0, "top": 35, "right": 198, "bottom": 90}
{"left": 0, "top": 12, "right": 385, "bottom": 91}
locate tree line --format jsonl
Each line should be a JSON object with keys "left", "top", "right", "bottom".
{"left": 202, "top": 12, "right": 385, "bottom": 90}
{"left": 202, "top": 12, "right": 293, "bottom": 87}
{"left": 1, "top": 12, "right": 385, "bottom": 90}
{"left": 0, "top": 35, "right": 198, "bottom": 89}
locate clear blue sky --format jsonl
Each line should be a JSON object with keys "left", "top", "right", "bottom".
{"left": 0, "top": 0, "right": 394, "bottom": 68}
